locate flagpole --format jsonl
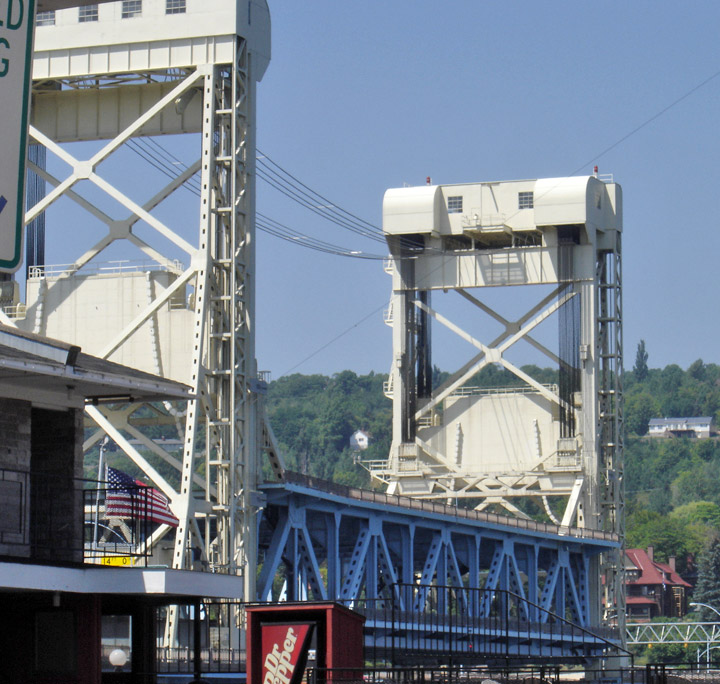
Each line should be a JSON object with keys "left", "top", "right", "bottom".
{"left": 93, "top": 436, "right": 109, "bottom": 551}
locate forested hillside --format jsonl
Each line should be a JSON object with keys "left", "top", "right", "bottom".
{"left": 266, "top": 351, "right": 720, "bottom": 572}
{"left": 265, "top": 363, "right": 559, "bottom": 488}
{"left": 265, "top": 371, "right": 390, "bottom": 487}
{"left": 624, "top": 351, "right": 720, "bottom": 571}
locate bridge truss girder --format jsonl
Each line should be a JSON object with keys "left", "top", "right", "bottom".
{"left": 627, "top": 622, "right": 720, "bottom": 646}
{"left": 257, "top": 476, "right": 617, "bottom": 629}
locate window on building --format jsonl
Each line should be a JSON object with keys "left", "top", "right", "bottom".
{"left": 518, "top": 191, "right": 534, "bottom": 209}
{"left": 121, "top": 0, "right": 142, "bottom": 18}
{"left": 78, "top": 4, "right": 98, "bottom": 21}
{"left": 447, "top": 196, "right": 463, "bottom": 214}
{"left": 35, "top": 10, "right": 56, "bottom": 26}
{"left": 166, "top": 0, "right": 186, "bottom": 14}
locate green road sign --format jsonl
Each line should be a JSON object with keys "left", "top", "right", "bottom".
{"left": 0, "top": 0, "right": 35, "bottom": 273}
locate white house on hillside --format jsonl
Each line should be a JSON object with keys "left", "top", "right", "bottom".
{"left": 350, "top": 430, "right": 370, "bottom": 451}
{"left": 648, "top": 417, "right": 714, "bottom": 439}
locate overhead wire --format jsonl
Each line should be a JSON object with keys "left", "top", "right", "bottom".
{"left": 257, "top": 150, "right": 384, "bottom": 240}
{"left": 257, "top": 149, "right": 444, "bottom": 255}
{"left": 256, "top": 213, "right": 386, "bottom": 260}
{"left": 278, "top": 301, "right": 388, "bottom": 377}
{"left": 126, "top": 137, "right": 385, "bottom": 259}
{"left": 256, "top": 166, "right": 386, "bottom": 244}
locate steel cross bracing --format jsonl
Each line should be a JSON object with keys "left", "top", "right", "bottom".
{"left": 380, "top": 285, "right": 583, "bottom": 505}
{"left": 257, "top": 474, "right": 622, "bottom": 660}
{"left": 11, "top": 3, "right": 280, "bottom": 645}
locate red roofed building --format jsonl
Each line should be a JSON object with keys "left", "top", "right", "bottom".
{"left": 625, "top": 546, "right": 692, "bottom": 621}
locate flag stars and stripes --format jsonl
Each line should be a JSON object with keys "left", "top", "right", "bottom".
{"left": 105, "top": 465, "right": 179, "bottom": 527}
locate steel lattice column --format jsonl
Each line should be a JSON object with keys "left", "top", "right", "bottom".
{"left": 596, "top": 240, "right": 624, "bottom": 630}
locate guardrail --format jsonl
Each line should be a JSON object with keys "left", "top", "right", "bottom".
{"left": 28, "top": 258, "right": 184, "bottom": 279}
{"left": 0, "top": 467, "right": 153, "bottom": 565}
{"left": 280, "top": 471, "right": 619, "bottom": 544}
{"left": 343, "top": 584, "right": 624, "bottom": 664}
{"left": 448, "top": 383, "right": 559, "bottom": 398}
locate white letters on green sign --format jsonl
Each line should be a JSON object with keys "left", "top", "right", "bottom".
{"left": 0, "top": 0, "right": 34, "bottom": 272}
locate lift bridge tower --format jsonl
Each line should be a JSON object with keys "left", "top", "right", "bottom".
{"left": 3, "top": 0, "right": 280, "bottom": 612}
{"left": 361, "top": 175, "right": 624, "bottom": 622}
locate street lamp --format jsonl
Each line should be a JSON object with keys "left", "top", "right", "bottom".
{"left": 108, "top": 648, "right": 128, "bottom": 671}
{"left": 690, "top": 603, "right": 720, "bottom": 668}
{"left": 691, "top": 602, "right": 720, "bottom": 619}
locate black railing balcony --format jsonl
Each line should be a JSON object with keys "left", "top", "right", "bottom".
{"left": 83, "top": 483, "right": 157, "bottom": 565}
{"left": 0, "top": 466, "right": 154, "bottom": 566}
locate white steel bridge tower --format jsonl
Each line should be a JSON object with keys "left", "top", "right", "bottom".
{"left": 362, "top": 175, "right": 624, "bottom": 623}
{"left": 3, "top": 0, "right": 281, "bottom": 621}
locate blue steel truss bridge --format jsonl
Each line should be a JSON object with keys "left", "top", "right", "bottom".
{"left": 257, "top": 473, "right": 625, "bottom": 664}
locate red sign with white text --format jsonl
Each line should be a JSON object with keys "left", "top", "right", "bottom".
{"left": 260, "top": 623, "right": 313, "bottom": 684}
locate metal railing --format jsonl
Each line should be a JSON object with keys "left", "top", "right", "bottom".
{"left": 155, "top": 602, "right": 247, "bottom": 674}
{"left": 27, "top": 258, "right": 184, "bottom": 279}
{"left": 343, "top": 584, "right": 625, "bottom": 665}
{"left": 0, "top": 466, "right": 88, "bottom": 563}
{"left": 448, "top": 383, "right": 559, "bottom": 398}
{"left": 309, "top": 665, "right": 562, "bottom": 684}
{"left": 1, "top": 303, "right": 26, "bottom": 319}
{"left": 83, "top": 483, "right": 155, "bottom": 564}
{"left": 279, "top": 471, "right": 619, "bottom": 543}
{"left": 0, "top": 466, "right": 163, "bottom": 565}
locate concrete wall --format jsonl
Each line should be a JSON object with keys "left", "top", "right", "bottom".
{"left": 22, "top": 271, "right": 194, "bottom": 383}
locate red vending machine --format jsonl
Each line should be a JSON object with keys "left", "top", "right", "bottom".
{"left": 246, "top": 602, "right": 365, "bottom": 684}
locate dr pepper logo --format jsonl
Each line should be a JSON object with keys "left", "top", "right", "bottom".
{"left": 261, "top": 623, "right": 312, "bottom": 684}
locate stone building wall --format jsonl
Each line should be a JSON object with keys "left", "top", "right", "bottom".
{"left": 0, "top": 398, "right": 32, "bottom": 557}
{"left": 31, "top": 407, "right": 84, "bottom": 563}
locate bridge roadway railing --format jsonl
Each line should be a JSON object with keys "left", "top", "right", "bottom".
{"left": 344, "top": 584, "right": 626, "bottom": 665}
{"left": 280, "top": 471, "right": 617, "bottom": 543}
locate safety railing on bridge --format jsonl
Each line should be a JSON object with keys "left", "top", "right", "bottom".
{"left": 280, "top": 471, "right": 620, "bottom": 543}
{"left": 309, "top": 665, "right": 562, "bottom": 684}
{"left": 321, "top": 664, "right": 720, "bottom": 684}
{"left": 343, "top": 583, "right": 626, "bottom": 665}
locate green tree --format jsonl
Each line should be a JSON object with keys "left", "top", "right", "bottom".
{"left": 644, "top": 640, "right": 694, "bottom": 664}
{"left": 634, "top": 340, "right": 649, "bottom": 381}
{"left": 693, "top": 534, "right": 720, "bottom": 620}
{"left": 625, "top": 392, "right": 658, "bottom": 436}
{"left": 625, "top": 510, "right": 691, "bottom": 570}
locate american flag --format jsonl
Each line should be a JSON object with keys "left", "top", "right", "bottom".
{"left": 105, "top": 466, "right": 179, "bottom": 527}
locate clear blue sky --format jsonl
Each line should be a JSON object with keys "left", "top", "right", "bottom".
{"left": 252, "top": 0, "right": 720, "bottom": 379}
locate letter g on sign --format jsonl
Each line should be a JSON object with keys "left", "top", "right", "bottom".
{"left": 0, "top": 38, "right": 9, "bottom": 78}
